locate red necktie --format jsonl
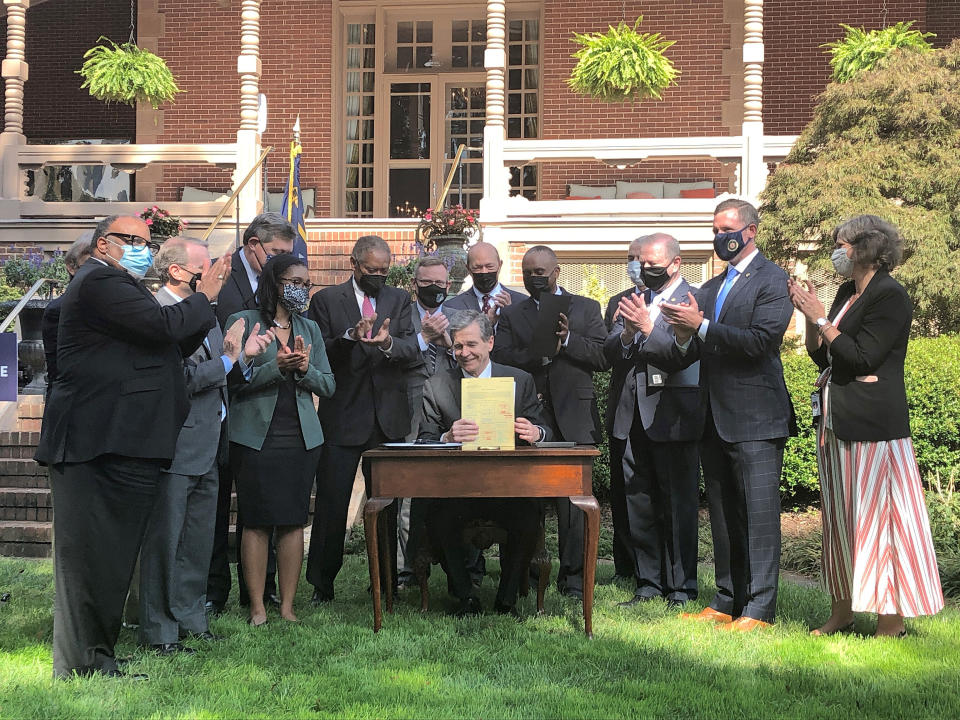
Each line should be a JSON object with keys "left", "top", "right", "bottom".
{"left": 362, "top": 295, "right": 375, "bottom": 338}
{"left": 481, "top": 294, "right": 491, "bottom": 314}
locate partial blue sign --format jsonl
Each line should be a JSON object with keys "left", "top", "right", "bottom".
{"left": 0, "top": 333, "right": 17, "bottom": 401}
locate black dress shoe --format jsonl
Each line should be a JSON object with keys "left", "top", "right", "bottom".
{"left": 493, "top": 603, "right": 522, "bottom": 620}
{"left": 617, "top": 594, "right": 658, "bottom": 608}
{"left": 560, "top": 587, "right": 583, "bottom": 602}
{"left": 150, "top": 642, "right": 197, "bottom": 656}
{"left": 204, "top": 600, "right": 224, "bottom": 617}
{"left": 311, "top": 589, "right": 334, "bottom": 606}
{"left": 454, "top": 597, "right": 483, "bottom": 617}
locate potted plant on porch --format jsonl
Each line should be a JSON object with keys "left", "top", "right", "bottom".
{"left": 416, "top": 204, "right": 481, "bottom": 293}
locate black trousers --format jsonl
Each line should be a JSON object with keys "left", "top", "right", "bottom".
{"left": 623, "top": 411, "right": 700, "bottom": 602}
{"left": 701, "top": 411, "right": 785, "bottom": 623}
{"left": 428, "top": 497, "right": 539, "bottom": 608}
{"left": 608, "top": 436, "right": 640, "bottom": 578}
{"left": 305, "top": 425, "right": 397, "bottom": 597}
{"left": 206, "top": 458, "right": 277, "bottom": 608}
{"left": 49, "top": 455, "right": 163, "bottom": 678}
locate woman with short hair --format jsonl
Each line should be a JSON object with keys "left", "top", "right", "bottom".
{"left": 228, "top": 254, "right": 335, "bottom": 625}
{"left": 789, "top": 214, "right": 943, "bottom": 637}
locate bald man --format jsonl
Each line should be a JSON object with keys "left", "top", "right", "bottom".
{"left": 492, "top": 245, "right": 609, "bottom": 600}
{"left": 444, "top": 241, "right": 526, "bottom": 328}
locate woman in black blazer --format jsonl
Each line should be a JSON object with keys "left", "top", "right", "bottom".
{"left": 789, "top": 215, "right": 943, "bottom": 637}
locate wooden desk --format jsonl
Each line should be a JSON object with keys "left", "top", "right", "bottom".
{"left": 361, "top": 446, "right": 601, "bottom": 637}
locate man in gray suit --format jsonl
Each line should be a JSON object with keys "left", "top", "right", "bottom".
{"left": 139, "top": 237, "right": 272, "bottom": 654}
{"left": 610, "top": 234, "right": 703, "bottom": 608}
{"left": 444, "top": 241, "right": 525, "bottom": 330}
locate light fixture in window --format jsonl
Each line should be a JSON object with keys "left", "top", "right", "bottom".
{"left": 423, "top": 54, "right": 442, "bottom": 68}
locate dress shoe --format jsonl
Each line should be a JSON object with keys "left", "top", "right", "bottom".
{"left": 311, "top": 589, "right": 334, "bottom": 606}
{"left": 617, "top": 594, "right": 658, "bottom": 608}
{"left": 204, "top": 601, "right": 224, "bottom": 617}
{"left": 101, "top": 668, "right": 149, "bottom": 681}
{"left": 150, "top": 642, "right": 197, "bottom": 656}
{"left": 680, "top": 607, "right": 733, "bottom": 624}
{"left": 721, "top": 616, "right": 772, "bottom": 632}
{"left": 453, "top": 597, "right": 483, "bottom": 617}
{"left": 493, "top": 603, "right": 522, "bottom": 620}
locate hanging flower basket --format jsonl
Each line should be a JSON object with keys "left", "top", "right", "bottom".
{"left": 568, "top": 17, "right": 679, "bottom": 102}
{"left": 823, "top": 22, "right": 934, "bottom": 83}
{"left": 77, "top": 37, "right": 182, "bottom": 108}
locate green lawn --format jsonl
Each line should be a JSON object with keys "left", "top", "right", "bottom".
{"left": 1, "top": 555, "right": 958, "bottom": 719}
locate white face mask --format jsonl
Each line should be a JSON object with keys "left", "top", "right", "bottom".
{"left": 831, "top": 246, "right": 854, "bottom": 278}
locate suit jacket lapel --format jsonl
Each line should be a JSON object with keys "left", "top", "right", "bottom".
{"left": 411, "top": 300, "right": 423, "bottom": 334}
{"left": 516, "top": 297, "right": 539, "bottom": 334}
{"left": 717, "top": 258, "right": 760, "bottom": 323}
{"left": 231, "top": 250, "right": 256, "bottom": 307}
{"left": 339, "top": 280, "right": 362, "bottom": 329}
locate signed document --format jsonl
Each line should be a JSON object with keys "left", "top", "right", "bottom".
{"left": 461, "top": 377, "right": 515, "bottom": 451}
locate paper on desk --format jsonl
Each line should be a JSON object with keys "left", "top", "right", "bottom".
{"left": 461, "top": 377, "right": 515, "bottom": 451}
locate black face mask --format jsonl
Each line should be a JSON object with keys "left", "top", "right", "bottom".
{"left": 713, "top": 226, "right": 750, "bottom": 262}
{"left": 640, "top": 264, "right": 673, "bottom": 292}
{"left": 472, "top": 271, "right": 498, "bottom": 294}
{"left": 416, "top": 283, "right": 447, "bottom": 309}
{"left": 523, "top": 274, "right": 551, "bottom": 300}
{"left": 357, "top": 272, "right": 387, "bottom": 297}
{"left": 187, "top": 271, "right": 202, "bottom": 293}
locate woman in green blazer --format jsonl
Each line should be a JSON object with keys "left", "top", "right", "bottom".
{"left": 227, "top": 254, "right": 335, "bottom": 626}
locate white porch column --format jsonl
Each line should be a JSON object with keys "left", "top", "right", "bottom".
{"left": 480, "top": 0, "right": 508, "bottom": 222}
{"left": 0, "top": 0, "right": 28, "bottom": 210}
{"left": 741, "top": 0, "right": 765, "bottom": 203}
{"left": 235, "top": 0, "right": 263, "bottom": 223}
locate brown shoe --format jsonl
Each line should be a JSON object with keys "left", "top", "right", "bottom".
{"left": 680, "top": 607, "right": 733, "bottom": 624}
{"left": 720, "top": 616, "right": 772, "bottom": 632}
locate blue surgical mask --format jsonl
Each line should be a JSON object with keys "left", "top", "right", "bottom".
{"left": 627, "top": 260, "right": 644, "bottom": 286}
{"left": 108, "top": 240, "right": 154, "bottom": 279}
{"left": 713, "top": 226, "right": 750, "bottom": 262}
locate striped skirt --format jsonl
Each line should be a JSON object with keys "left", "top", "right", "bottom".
{"left": 816, "top": 427, "right": 944, "bottom": 617}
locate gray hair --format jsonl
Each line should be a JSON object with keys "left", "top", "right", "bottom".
{"left": 833, "top": 214, "right": 903, "bottom": 271}
{"left": 631, "top": 233, "right": 680, "bottom": 260}
{"left": 91, "top": 215, "right": 123, "bottom": 249}
{"left": 448, "top": 310, "right": 494, "bottom": 342}
{"left": 714, "top": 198, "right": 760, "bottom": 228}
{"left": 351, "top": 235, "right": 391, "bottom": 262}
{"left": 65, "top": 234, "right": 93, "bottom": 271}
{"left": 243, "top": 212, "right": 295, "bottom": 246}
{"left": 154, "top": 236, "right": 208, "bottom": 284}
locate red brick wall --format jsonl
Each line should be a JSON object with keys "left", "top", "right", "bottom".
{"left": 3, "top": 0, "right": 136, "bottom": 141}
{"left": 538, "top": 0, "right": 731, "bottom": 199}
{"left": 154, "top": 0, "right": 333, "bottom": 213}
{"left": 763, "top": 0, "right": 928, "bottom": 135}
{"left": 927, "top": 0, "right": 960, "bottom": 48}
{"left": 306, "top": 229, "right": 417, "bottom": 289}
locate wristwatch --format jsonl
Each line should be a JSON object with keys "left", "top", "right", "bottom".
{"left": 815, "top": 317, "right": 828, "bottom": 328}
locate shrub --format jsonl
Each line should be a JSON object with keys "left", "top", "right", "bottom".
{"left": 781, "top": 350, "right": 822, "bottom": 508}
{"left": 904, "top": 336, "right": 960, "bottom": 478}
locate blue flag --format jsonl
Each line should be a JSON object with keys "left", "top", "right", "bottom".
{"left": 281, "top": 140, "right": 309, "bottom": 261}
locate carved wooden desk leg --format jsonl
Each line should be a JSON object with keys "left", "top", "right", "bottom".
{"left": 570, "top": 495, "right": 601, "bottom": 638}
{"left": 364, "top": 497, "right": 394, "bottom": 633}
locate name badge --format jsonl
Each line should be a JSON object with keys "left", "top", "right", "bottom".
{"left": 649, "top": 372, "right": 664, "bottom": 386}
{"left": 810, "top": 390, "right": 822, "bottom": 425}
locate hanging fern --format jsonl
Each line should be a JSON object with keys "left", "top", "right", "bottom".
{"left": 823, "top": 22, "right": 935, "bottom": 83}
{"left": 77, "top": 37, "right": 182, "bottom": 108}
{"left": 568, "top": 18, "right": 679, "bottom": 103}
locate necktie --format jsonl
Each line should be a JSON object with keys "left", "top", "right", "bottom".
{"left": 427, "top": 342, "right": 438, "bottom": 375}
{"left": 713, "top": 267, "right": 740, "bottom": 320}
{"left": 644, "top": 289, "right": 653, "bottom": 305}
{"left": 362, "top": 295, "right": 375, "bottom": 338}
{"left": 481, "top": 294, "right": 491, "bottom": 314}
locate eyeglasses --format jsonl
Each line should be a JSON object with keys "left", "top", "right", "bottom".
{"left": 105, "top": 232, "right": 150, "bottom": 249}
{"left": 280, "top": 278, "right": 315, "bottom": 290}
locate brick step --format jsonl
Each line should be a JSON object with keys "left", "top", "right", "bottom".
{"left": 0, "top": 488, "right": 51, "bottom": 521}
{"left": 0, "top": 431, "right": 41, "bottom": 449}
{"left": 0, "top": 519, "right": 51, "bottom": 544}
{"left": 0, "top": 445, "right": 40, "bottom": 459}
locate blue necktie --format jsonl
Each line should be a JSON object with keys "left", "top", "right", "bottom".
{"left": 713, "top": 267, "right": 739, "bottom": 320}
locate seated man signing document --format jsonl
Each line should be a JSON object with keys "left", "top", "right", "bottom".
{"left": 418, "top": 311, "right": 551, "bottom": 617}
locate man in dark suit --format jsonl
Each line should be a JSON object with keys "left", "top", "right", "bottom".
{"left": 35, "top": 214, "right": 228, "bottom": 678}
{"left": 602, "top": 239, "right": 647, "bottom": 581}
{"left": 444, "top": 241, "right": 526, "bottom": 329}
{"left": 608, "top": 234, "right": 702, "bottom": 608}
{"left": 207, "top": 212, "right": 294, "bottom": 615}
{"left": 306, "top": 235, "right": 419, "bottom": 602}
{"left": 139, "top": 238, "right": 272, "bottom": 654}
{"left": 492, "top": 245, "right": 609, "bottom": 600}
{"left": 420, "top": 311, "right": 551, "bottom": 616}
{"left": 661, "top": 199, "right": 796, "bottom": 631}
{"left": 41, "top": 235, "right": 91, "bottom": 395}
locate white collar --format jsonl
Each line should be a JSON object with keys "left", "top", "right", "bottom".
{"left": 238, "top": 246, "right": 259, "bottom": 291}
{"left": 730, "top": 247, "right": 759, "bottom": 274}
{"left": 472, "top": 282, "right": 503, "bottom": 302}
{"left": 417, "top": 301, "right": 443, "bottom": 319}
{"left": 462, "top": 359, "right": 493, "bottom": 378}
